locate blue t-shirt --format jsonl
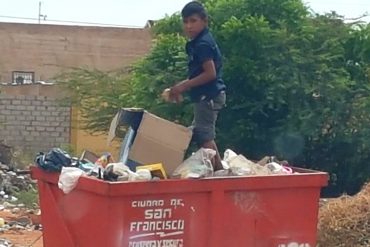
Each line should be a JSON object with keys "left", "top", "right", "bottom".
{"left": 186, "top": 28, "right": 226, "bottom": 102}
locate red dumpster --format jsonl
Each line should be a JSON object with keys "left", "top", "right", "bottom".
{"left": 31, "top": 166, "right": 327, "bottom": 247}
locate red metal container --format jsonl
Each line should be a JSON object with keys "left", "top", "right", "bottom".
{"left": 31, "top": 166, "right": 327, "bottom": 247}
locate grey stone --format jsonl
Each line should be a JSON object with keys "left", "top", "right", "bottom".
{"left": 21, "top": 111, "right": 32, "bottom": 116}
{"left": 25, "top": 95, "right": 36, "bottom": 100}
{"left": 1, "top": 110, "right": 10, "bottom": 115}
{"left": 5, "top": 105, "right": 17, "bottom": 110}
{"left": 16, "top": 105, "right": 26, "bottom": 111}
{"left": 50, "top": 132, "right": 59, "bottom": 137}
{"left": 31, "top": 111, "right": 41, "bottom": 116}
{"left": 35, "top": 116, "right": 46, "bottom": 121}
{"left": 46, "top": 127, "right": 55, "bottom": 132}
{"left": 41, "top": 111, "right": 51, "bottom": 116}
{"left": 16, "top": 115, "right": 26, "bottom": 121}
{"left": 36, "top": 96, "right": 47, "bottom": 101}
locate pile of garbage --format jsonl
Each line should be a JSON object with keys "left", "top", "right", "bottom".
{"left": 0, "top": 202, "right": 41, "bottom": 232}
{"left": 0, "top": 238, "right": 13, "bottom": 247}
{"left": 318, "top": 183, "right": 370, "bottom": 247}
{"left": 172, "top": 148, "right": 294, "bottom": 179}
{"left": 34, "top": 146, "right": 297, "bottom": 194}
{"left": 0, "top": 164, "right": 35, "bottom": 199}
{"left": 0, "top": 163, "right": 41, "bottom": 233}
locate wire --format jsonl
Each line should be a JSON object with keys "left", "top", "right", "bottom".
{"left": 0, "top": 15, "right": 143, "bottom": 28}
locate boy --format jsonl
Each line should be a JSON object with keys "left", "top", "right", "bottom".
{"left": 166, "top": 1, "right": 226, "bottom": 170}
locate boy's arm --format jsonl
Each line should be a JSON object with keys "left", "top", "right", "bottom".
{"left": 170, "top": 59, "right": 216, "bottom": 97}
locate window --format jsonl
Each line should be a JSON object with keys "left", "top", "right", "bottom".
{"left": 12, "top": 71, "right": 35, "bottom": 84}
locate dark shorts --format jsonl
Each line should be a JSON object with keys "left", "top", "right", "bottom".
{"left": 191, "top": 91, "right": 226, "bottom": 146}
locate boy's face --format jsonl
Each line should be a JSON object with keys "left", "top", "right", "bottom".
{"left": 183, "top": 14, "right": 207, "bottom": 39}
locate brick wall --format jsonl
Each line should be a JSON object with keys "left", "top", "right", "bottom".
{"left": 0, "top": 22, "right": 152, "bottom": 154}
{"left": 0, "top": 22, "right": 151, "bottom": 83}
{"left": 0, "top": 85, "right": 70, "bottom": 152}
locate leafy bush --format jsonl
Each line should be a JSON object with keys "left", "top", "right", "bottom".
{"left": 58, "top": 0, "right": 370, "bottom": 196}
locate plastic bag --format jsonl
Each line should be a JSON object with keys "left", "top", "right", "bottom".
{"left": 223, "top": 149, "right": 238, "bottom": 163}
{"left": 228, "top": 154, "right": 271, "bottom": 176}
{"left": 35, "top": 148, "right": 72, "bottom": 172}
{"left": 104, "top": 163, "right": 152, "bottom": 182}
{"left": 172, "top": 148, "right": 216, "bottom": 179}
{"left": 104, "top": 162, "right": 132, "bottom": 181}
{"left": 228, "top": 155, "right": 256, "bottom": 176}
{"left": 129, "top": 169, "right": 152, "bottom": 181}
{"left": 58, "top": 167, "right": 84, "bottom": 194}
{"left": 266, "top": 162, "right": 293, "bottom": 174}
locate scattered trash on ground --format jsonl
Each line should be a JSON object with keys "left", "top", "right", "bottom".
{"left": 0, "top": 160, "right": 42, "bottom": 247}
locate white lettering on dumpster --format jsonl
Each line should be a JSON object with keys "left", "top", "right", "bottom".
{"left": 128, "top": 239, "right": 183, "bottom": 247}
{"left": 128, "top": 199, "right": 186, "bottom": 247}
{"left": 132, "top": 200, "right": 165, "bottom": 208}
{"left": 278, "top": 242, "right": 311, "bottom": 247}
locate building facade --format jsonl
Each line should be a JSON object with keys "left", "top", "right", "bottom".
{"left": 0, "top": 22, "right": 151, "bottom": 156}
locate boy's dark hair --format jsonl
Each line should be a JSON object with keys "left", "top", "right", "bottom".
{"left": 181, "top": 1, "right": 207, "bottom": 19}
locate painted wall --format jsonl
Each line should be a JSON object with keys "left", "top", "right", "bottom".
{"left": 0, "top": 22, "right": 151, "bottom": 83}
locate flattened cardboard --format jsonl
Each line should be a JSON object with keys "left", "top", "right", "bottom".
{"left": 129, "top": 133, "right": 187, "bottom": 175}
{"left": 108, "top": 108, "right": 192, "bottom": 174}
{"left": 138, "top": 113, "right": 191, "bottom": 150}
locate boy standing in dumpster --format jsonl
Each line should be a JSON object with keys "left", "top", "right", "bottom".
{"left": 165, "top": 1, "right": 226, "bottom": 170}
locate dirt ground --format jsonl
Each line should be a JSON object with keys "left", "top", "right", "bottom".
{"left": 0, "top": 210, "right": 43, "bottom": 247}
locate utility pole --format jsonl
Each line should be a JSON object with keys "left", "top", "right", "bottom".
{"left": 38, "top": 1, "right": 47, "bottom": 24}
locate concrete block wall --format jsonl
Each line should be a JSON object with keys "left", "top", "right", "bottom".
{"left": 0, "top": 22, "right": 151, "bottom": 83}
{"left": 0, "top": 93, "right": 70, "bottom": 152}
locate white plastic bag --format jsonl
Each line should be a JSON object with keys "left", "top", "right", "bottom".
{"left": 105, "top": 162, "right": 131, "bottom": 176}
{"left": 172, "top": 148, "right": 216, "bottom": 179}
{"left": 228, "top": 155, "right": 256, "bottom": 176}
{"left": 130, "top": 169, "right": 152, "bottom": 181}
{"left": 58, "top": 167, "right": 84, "bottom": 194}
{"left": 228, "top": 154, "right": 271, "bottom": 176}
{"left": 223, "top": 149, "right": 238, "bottom": 163}
{"left": 266, "top": 162, "right": 293, "bottom": 175}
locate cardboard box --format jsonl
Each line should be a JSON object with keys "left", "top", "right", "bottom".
{"left": 107, "top": 108, "right": 192, "bottom": 175}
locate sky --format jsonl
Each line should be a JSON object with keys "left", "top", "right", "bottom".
{"left": 0, "top": 0, "right": 369, "bottom": 27}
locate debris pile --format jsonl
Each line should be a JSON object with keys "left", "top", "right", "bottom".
{"left": 0, "top": 202, "right": 41, "bottom": 233}
{"left": 0, "top": 162, "right": 42, "bottom": 239}
{"left": 0, "top": 238, "right": 13, "bottom": 247}
{"left": 0, "top": 163, "right": 36, "bottom": 203}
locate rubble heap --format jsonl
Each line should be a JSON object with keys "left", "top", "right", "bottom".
{"left": 0, "top": 162, "right": 41, "bottom": 236}
{"left": 0, "top": 163, "right": 36, "bottom": 202}
{"left": 0, "top": 238, "right": 13, "bottom": 247}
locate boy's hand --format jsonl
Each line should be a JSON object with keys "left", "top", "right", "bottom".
{"left": 171, "top": 81, "right": 188, "bottom": 96}
{"left": 161, "top": 87, "right": 183, "bottom": 103}
{"left": 161, "top": 80, "right": 188, "bottom": 103}
{"left": 169, "top": 80, "right": 189, "bottom": 102}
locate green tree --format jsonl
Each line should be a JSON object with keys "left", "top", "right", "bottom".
{"left": 58, "top": 0, "right": 370, "bottom": 195}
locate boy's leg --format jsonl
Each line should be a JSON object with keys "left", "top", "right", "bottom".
{"left": 192, "top": 91, "right": 226, "bottom": 170}
{"left": 201, "top": 140, "right": 223, "bottom": 170}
